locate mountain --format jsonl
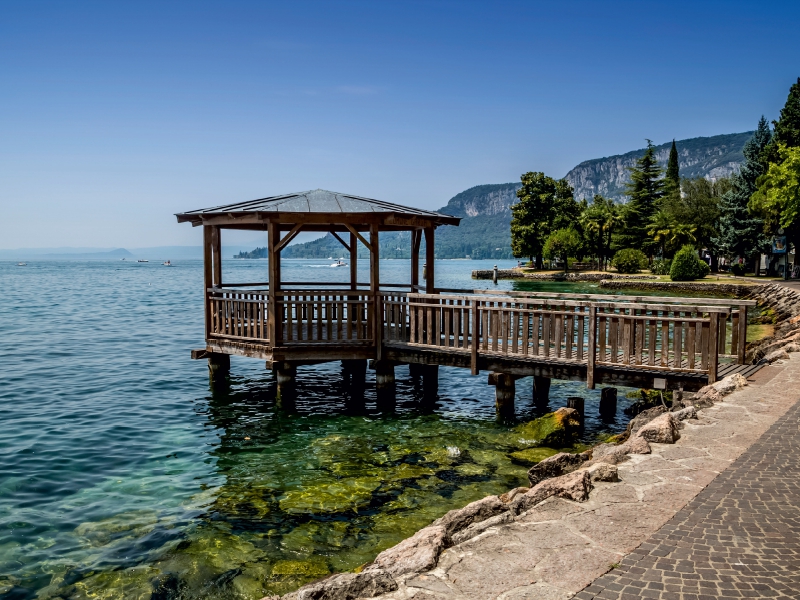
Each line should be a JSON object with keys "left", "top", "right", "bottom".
{"left": 236, "top": 131, "right": 754, "bottom": 260}
{"left": 565, "top": 132, "right": 753, "bottom": 202}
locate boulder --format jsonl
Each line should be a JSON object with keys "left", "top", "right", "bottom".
{"left": 636, "top": 413, "right": 680, "bottom": 444}
{"left": 499, "top": 487, "right": 530, "bottom": 504}
{"left": 784, "top": 343, "right": 800, "bottom": 353}
{"left": 711, "top": 374, "right": 748, "bottom": 395}
{"left": 286, "top": 570, "right": 398, "bottom": 600}
{"left": 365, "top": 525, "right": 448, "bottom": 578}
{"left": 510, "top": 470, "right": 593, "bottom": 515}
{"left": 526, "top": 451, "right": 588, "bottom": 487}
{"left": 591, "top": 436, "right": 651, "bottom": 465}
{"left": 627, "top": 406, "right": 667, "bottom": 435}
{"left": 513, "top": 407, "right": 582, "bottom": 447}
{"left": 689, "top": 386, "right": 722, "bottom": 408}
{"left": 431, "top": 495, "right": 508, "bottom": 538}
{"left": 621, "top": 435, "right": 652, "bottom": 454}
{"left": 763, "top": 348, "right": 790, "bottom": 364}
{"left": 671, "top": 406, "right": 697, "bottom": 421}
{"left": 584, "top": 462, "right": 618, "bottom": 482}
{"left": 450, "top": 512, "right": 513, "bottom": 546}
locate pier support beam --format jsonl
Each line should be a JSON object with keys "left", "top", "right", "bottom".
{"left": 208, "top": 353, "right": 230, "bottom": 386}
{"left": 599, "top": 387, "right": 618, "bottom": 419}
{"left": 374, "top": 361, "right": 396, "bottom": 390}
{"left": 342, "top": 359, "right": 367, "bottom": 389}
{"left": 532, "top": 376, "right": 551, "bottom": 407}
{"left": 490, "top": 372, "right": 516, "bottom": 419}
{"left": 273, "top": 362, "right": 297, "bottom": 407}
{"left": 420, "top": 364, "right": 439, "bottom": 400}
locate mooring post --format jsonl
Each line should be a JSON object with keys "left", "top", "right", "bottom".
{"left": 599, "top": 387, "right": 618, "bottom": 419}
{"left": 490, "top": 372, "right": 516, "bottom": 419}
{"left": 274, "top": 362, "right": 297, "bottom": 406}
{"left": 566, "top": 396, "right": 585, "bottom": 425}
{"left": 532, "top": 376, "right": 551, "bottom": 406}
{"left": 208, "top": 353, "right": 230, "bottom": 385}
{"left": 374, "top": 361, "right": 396, "bottom": 390}
{"left": 492, "top": 264, "right": 498, "bottom": 284}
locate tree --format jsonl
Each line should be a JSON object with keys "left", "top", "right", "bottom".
{"left": 664, "top": 139, "right": 680, "bottom": 200}
{"left": 580, "top": 195, "right": 624, "bottom": 270}
{"left": 647, "top": 209, "right": 696, "bottom": 258}
{"left": 713, "top": 117, "right": 772, "bottom": 271}
{"left": 750, "top": 144, "right": 800, "bottom": 238}
{"left": 543, "top": 228, "right": 582, "bottom": 272}
{"left": 511, "top": 172, "right": 579, "bottom": 268}
{"left": 764, "top": 77, "right": 800, "bottom": 164}
{"left": 615, "top": 140, "right": 665, "bottom": 255}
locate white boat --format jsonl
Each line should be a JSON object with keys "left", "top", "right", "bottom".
{"left": 330, "top": 259, "right": 347, "bottom": 268}
{"left": 137, "top": 259, "right": 149, "bottom": 263}
{"left": 163, "top": 260, "right": 172, "bottom": 266}
{"left": 17, "top": 262, "right": 27, "bottom": 266}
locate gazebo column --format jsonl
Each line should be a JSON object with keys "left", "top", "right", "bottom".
{"left": 424, "top": 226, "right": 435, "bottom": 294}
{"left": 349, "top": 232, "right": 358, "bottom": 290}
{"left": 211, "top": 226, "right": 222, "bottom": 287}
{"left": 267, "top": 221, "right": 281, "bottom": 346}
{"left": 411, "top": 229, "right": 421, "bottom": 292}
{"left": 370, "top": 223, "right": 382, "bottom": 360}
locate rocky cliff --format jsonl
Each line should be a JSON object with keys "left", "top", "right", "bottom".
{"left": 564, "top": 132, "right": 753, "bottom": 202}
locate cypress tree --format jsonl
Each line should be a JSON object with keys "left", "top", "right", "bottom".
{"left": 664, "top": 139, "right": 680, "bottom": 197}
{"left": 615, "top": 140, "right": 664, "bottom": 254}
{"left": 713, "top": 117, "right": 772, "bottom": 269}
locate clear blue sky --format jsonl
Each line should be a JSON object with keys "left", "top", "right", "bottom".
{"left": 1, "top": 0, "right": 799, "bottom": 248}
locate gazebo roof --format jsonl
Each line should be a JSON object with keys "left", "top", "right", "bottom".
{"left": 176, "top": 189, "right": 460, "bottom": 229}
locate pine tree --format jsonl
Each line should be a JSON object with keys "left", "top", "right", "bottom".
{"left": 615, "top": 140, "right": 664, "bottom": 254}
{"left": 713, "top": 117, "right": 772, "bottom": 268}
{"left": 763, "top": 77, "right": 800, "bottom": 165}
{"left": 664, "top": 139, "right": 680, "bottom": 198}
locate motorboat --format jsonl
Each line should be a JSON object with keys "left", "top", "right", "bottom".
{"left": 137, "top": 259, "right": 149, "bottom": 263}
{"left": 330, "top": 259, "right": 347, "bottom": 268}
{"left": 17, "top": 262, "right": 27, "bottom": 266}
{"left": 163, "top": 260, "right": 172, "bottom": 266}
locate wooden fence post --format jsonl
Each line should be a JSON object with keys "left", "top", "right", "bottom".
{"left": 708, "top": 312, "right": 720, "bottom": 383}
{"left": 586, "top": 304, "right": 597, "bottom": 389}
{"left": 737, "top": 304, "right": 748, "bottom": 364}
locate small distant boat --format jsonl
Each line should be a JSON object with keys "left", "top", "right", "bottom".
{"left": 137, "top": 259, "right": 149, "bottom": 263}
{"left": 326, "top": 256, "right": 333, "bottom": 260}
{"left": 17, "top": 262, "right": 27, "bottom": 266}
{"left": 163, "top": 260, "right": 172, "bottom": 266}
{"left": 330, "top": 259, "right": 347, "bottom": 268}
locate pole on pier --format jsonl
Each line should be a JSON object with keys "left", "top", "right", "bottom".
{"left": 532, "top": 376, "right": 551, "bottom": 407}
{"left": 274, "top": 362, "right": 297, "bottom": 407}
{"left": 599, "top": 387, "right": 617, "bottom": 419}
{"left": 208, "top": 353, "right": 230, "bottom": 386}
{"left": 491, "top": 372, "right": 516, "bottom": 419}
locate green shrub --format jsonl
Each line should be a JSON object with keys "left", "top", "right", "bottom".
{"left": 650, "top": 259, "right": 672, "bottom": 275}
{"left": 612, "top": 248, "right": 648, "bottom": 274}
{"left": 730, "top": 263, "right": 746, "bottom": 276}
{"left": 669, "top": 245, "right": 709, "bottom": 281}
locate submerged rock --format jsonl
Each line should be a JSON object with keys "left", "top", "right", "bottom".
{"left": 526, "top": 451, "right": 588, "bottom": 487}
{"left": 365, "top": 525, "right": 448, "bottom": 578}
{"left": 514, "top": 407, "right": 581, "bottom": 448}
{"left": 508, "top": 446, "right": 560, "bottom": 466}
{"left": 278, "top": 478, "right": 382, "bottom": 515}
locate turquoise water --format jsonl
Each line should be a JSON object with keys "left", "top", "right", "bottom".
{"left": 1, "top": 259, "right": 652, "bottom": 599}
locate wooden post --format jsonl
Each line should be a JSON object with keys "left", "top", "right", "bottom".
{"left": 599, "top": 387, "right": 617, "bottom": 419}
{"left": 211, "top": 225, "right": 222, "bottom": 287}
{"left": 350, "top": 231, "right": 358, "bottom": 290}
{"left": 370, "top": 223, "right": 382, "bottom": 359}
{"left": 586, "top": 304, "right": 597, "bottom": 389}
{"left": 203, "top": 226, "right": 213, "bottom": 341}
{"left": 532, "top": 376, "right": 551, "bottom": 406}
{"left": 566, "top": 396, "right": 584, "bottom": 423}
{"left": 471, "top": 299, "right": 479, "bottom": 375}
{"left": 737, "top": 304, "right": 748, "bottom": 364}
{"left": 274, "top": 362, "right": 296, "bottom": 406}
{"left": 424, "top": 226, "right": 435, "bottom": 294}
{"left": 422, "top": 364, "right": 439, "bottom": 399}
{"left": 208, "top": 352, "right": 230, "bottom": 386}
{"left": 267, "top": 221, "right": 280, "bottom": 345}
{"left": 411, "top": 230, "right": 421, "bottom": 292}
{"left": 708, "top": 312, "right": 719, "bottom": 383}
{"left": 494, "top": 373, "right": 516, "bottom": 419}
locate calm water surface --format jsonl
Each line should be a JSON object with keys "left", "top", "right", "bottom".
{"left": 1, "top": 259, "right": 663, "bottom": 599}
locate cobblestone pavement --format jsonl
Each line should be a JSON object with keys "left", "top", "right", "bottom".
{"left": 576, "top": 389, "right": 800, "bottom": 599}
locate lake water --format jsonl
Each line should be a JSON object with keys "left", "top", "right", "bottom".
{"left": 1, "top": 259, "right": 658, "bottom": 599}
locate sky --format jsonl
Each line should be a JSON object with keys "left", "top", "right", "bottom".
{"left": 1, "top": 0, "right": 799, "bottom": 249}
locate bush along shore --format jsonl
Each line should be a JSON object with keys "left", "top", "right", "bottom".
{"left": 264, "top": 284, "right": 800, "bottom": 600}
{"left": 471, "top": 270, "right": 657, "bottom": 281}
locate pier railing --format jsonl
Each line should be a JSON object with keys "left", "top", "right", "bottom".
{"left": 382, "top": 293, "right": 731, "bottom": 384}
{"left": 206, "top": 289, "right": 739, "bottom": 384}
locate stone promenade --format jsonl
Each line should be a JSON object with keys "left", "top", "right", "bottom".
{"left": 373, "top": 355, "right": 800, "bottom": 600}
{"left": 576, "top": 364, "right": 800, "bottom": 599}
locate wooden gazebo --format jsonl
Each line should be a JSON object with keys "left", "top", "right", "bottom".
{"left": 177, "top": 189, "right": 460, "bottom": 392}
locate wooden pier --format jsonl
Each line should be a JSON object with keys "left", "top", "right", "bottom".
{"left": 177, "top": 190, "right": 758, "bottom": 414}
